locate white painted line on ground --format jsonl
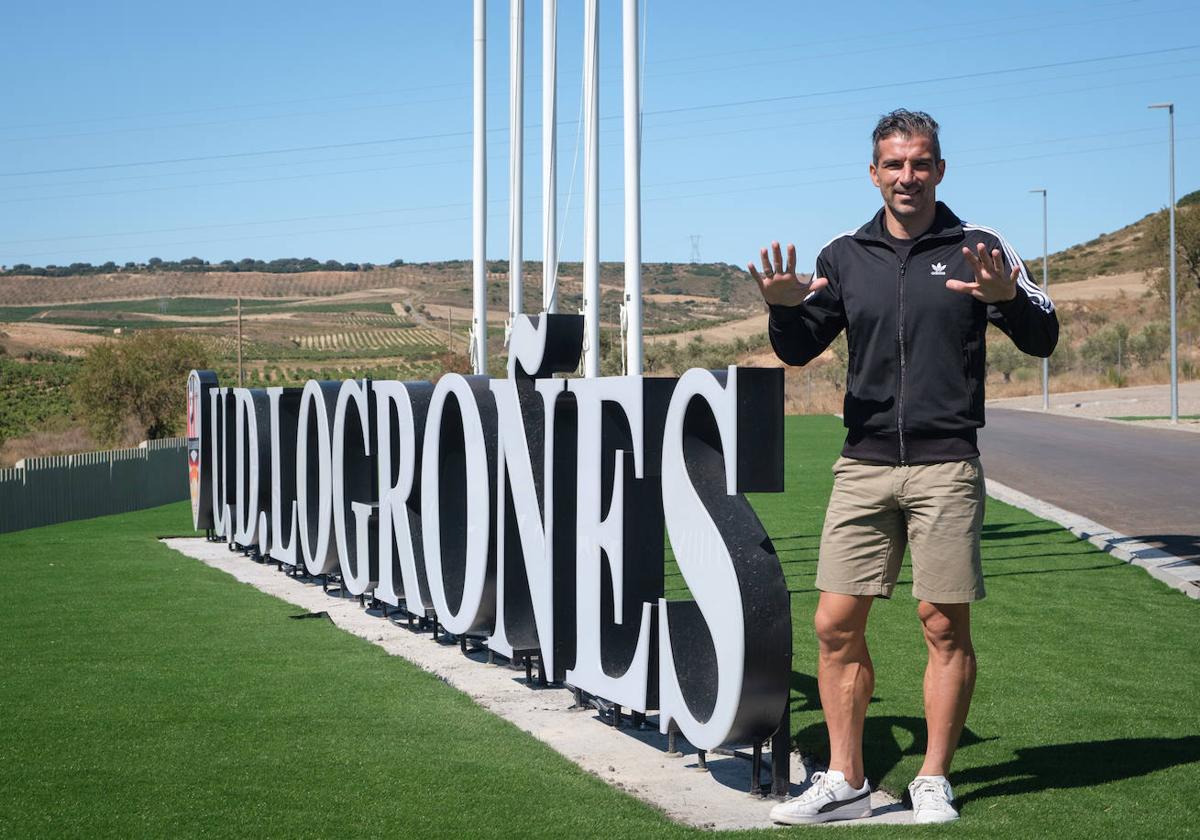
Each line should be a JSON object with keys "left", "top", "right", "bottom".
{"left": 986, "top": 479, "right": 1200, "bottom": 599}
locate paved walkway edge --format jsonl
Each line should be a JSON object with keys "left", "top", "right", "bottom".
{"left": 987, "top": 404, "right": 1200, "bottom": 434}
{"left": 160, "top": 538, "right": 909, "bottom": 829}
{"left": 985, "top": 479, "right": 1200, "bottom": 599}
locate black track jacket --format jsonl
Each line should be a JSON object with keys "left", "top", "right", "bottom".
{"left": 768, "top": 202, "right": 1058, "bottom": 465}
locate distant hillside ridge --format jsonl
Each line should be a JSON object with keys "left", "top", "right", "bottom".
{"left": 0, "top": 261, "right": 760, "bottom": 309}
{"left": 0, "top": 256, "right": 409, "bottom": 277}
{"left": 1025, "top": 187, "right": 1199, "bottom": 285}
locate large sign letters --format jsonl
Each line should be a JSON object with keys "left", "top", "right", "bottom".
{"left": 188, "top": 313, "right": 790, "bottom": 752}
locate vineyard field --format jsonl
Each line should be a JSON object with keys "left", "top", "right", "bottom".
{"left": 290, "top": 327, "right": 445, "bottom": 351}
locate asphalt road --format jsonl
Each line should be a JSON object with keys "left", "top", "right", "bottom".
{"left": 979, "top": 408, "right": 1200, "bottom": 562}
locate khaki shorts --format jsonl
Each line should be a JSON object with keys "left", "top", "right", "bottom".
{"left": 816, "top": 456, "right": 986, "bottom": 603}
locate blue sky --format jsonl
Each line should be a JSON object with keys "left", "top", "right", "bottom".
{"left": 1, "top": 0, "right": 1197, "bottom": 275}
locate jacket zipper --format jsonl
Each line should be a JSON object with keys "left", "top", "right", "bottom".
{"left": 897, "top": 259, "right": 908, "bottom": 465}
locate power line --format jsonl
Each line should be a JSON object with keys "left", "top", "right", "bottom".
{"left": 5, "top": 133, "right": 1195, "bottom": 262}
{"left": 642, "top": 4, "right": 1190, "bottom": 83}
{"left": 6, "top": 110, "right": 1199, "bottom": 236}
{"left": 644, "top": 43, "right": 1200, "bottom": 118}
{"left": 0, "top": 0, "right": 1144, "bottom": 138}
{"left": 10, "top": 59, "right": 1195, "bottom": 209}
{"left": 4, "top": 108, "right": 1194, "bottom": 221}
{"left": 0, "top": 82, "right": 470, "bottom": 133}
{"left": 0, "top": 128, "right": 481, "bottom": 178}
{"left": 5, "top": 55, "right": 1196, "bottom": 197}
{"left": 641, "top": 0, "right": 1144, "bottom": 67}
{"left": 3, "top": 43, "right": 1196, "bottom": 180}
{"left": 0, "top": 92, "right": 481, "bottom": 147}
{"left": 2, "top": 2, "right": 1179, "bottom": 149}
{"left": 0, "top": 155, "right": 483, "bottom": 206}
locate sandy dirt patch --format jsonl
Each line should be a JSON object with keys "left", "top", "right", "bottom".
{"left": 423, "top": 305, "right": 511, "bottom": 327}
{"left": 644, "top": 293, "right": 722, "bottom": 304}
{"left": 646, "top": 312, "right": 769, "bottom": 346}
{"left": 1047, "top": 272, "right": 1147, "bottom": 302}
{"left": 0, "top": 269, "right": 414, "bottom": 306}
{"left": 989, "top": 380, "right": 1200, "bottom": 433}
{"left": 0, "top": 321, "right": 107, "bottom": 355}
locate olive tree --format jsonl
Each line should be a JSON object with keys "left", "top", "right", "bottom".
{"left": 72, "top": 331, "right": 211, "bottom": 446}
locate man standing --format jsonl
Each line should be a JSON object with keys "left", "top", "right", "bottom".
{"left": 750, "top": 110, "right": 1057, "bottom": 825}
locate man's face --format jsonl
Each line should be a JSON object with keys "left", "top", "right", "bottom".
{"left": 869, "top": 133, "right": 945, "bottom": 221}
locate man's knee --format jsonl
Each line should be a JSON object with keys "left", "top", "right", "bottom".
{"left": 814, "top": 598, "right": 870, "bottom": 654}
{"left": 918, "top": 601, "right": 973, "bottom": 655}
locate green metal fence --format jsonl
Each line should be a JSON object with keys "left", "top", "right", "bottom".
{"left": 0, "top": 438, "right": 187, "bottom": 534}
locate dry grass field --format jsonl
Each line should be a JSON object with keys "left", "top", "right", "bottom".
{"left": 0, "top": 261, "right": 762, "bottom": 464}
{"left": 0, "top": 235, "right": 1196, "bottom": 466}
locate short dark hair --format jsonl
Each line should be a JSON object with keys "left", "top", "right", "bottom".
{"left": 872, "top": 109, "right": 941, "bottom": 164}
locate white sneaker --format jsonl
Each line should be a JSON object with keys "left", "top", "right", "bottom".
{"left": 770, "top": 770, "right": 872, "bottom": 825}
{"left": 908, "top": 775, "right": 959, "bottom": 824}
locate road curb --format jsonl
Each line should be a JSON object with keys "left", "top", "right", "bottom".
{"left": 986, "top": 478, "right": 1200, "bottom": 600}
{"left": 988, "top": 405, "right": 1200, "bottom": 435}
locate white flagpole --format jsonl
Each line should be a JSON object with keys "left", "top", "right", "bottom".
{"left": 508, "top": 0, "right": 524, "bottom": 332}
{"left": 472, "top": 0, "right": 488, "bottom": 375}
{"left": 582, "top": 0, "right": 600, "bottom": 377}
{"left": 622, "top": 0, "right": 642, "bottom": 375}
{"left": 542, "top": 0, "right": 558, "bottom": 314}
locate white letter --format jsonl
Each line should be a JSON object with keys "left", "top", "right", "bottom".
{"left": 296, "top": 380, "right": 340, "bottom": 576}
{"left": 333, "top": 379, "right": 377, "bottom": 596}
{"left": 208, "top": 387, "right": 230, "bottom": 539}
{"left": 487, "top": 376, "right": 565, "bottom": 674}
{"left": 420, "top": 374, "right": 496, "bottom": 636}
{"left": 564, "top": 375, "right": 652, "bottom": 712}
{"left": 374, "top": 380, "right": 432, "bottom": 612}
{"left": 267, "top": 387, "right": 301, "bottom": 566}
{"left": 657, "top": 367, "right": 791, "bottom": 750}
{"left": 233, "top": 388, "right": 263, "bottom": 547}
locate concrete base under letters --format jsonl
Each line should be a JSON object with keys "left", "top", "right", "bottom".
{"left": 162, "top": 538, "right": 908, "bottom": 829}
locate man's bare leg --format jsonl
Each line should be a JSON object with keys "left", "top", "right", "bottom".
{"left": 917, "top": 601, "right": 976, "bottom": 777}
{"left": 814, "top": 592, "right": 875, "bottom": 789}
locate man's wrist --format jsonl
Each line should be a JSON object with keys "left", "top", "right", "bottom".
{"left": 768, "top": 302, "right": 806, "bottom": 323}
{"left": 991, "top": 286, "right": 1021, "bottom": 307}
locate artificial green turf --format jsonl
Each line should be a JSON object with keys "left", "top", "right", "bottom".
{"left": 1111, "top": 414, "right": 1200, "bottom": 421}
{"left": 0, "top": 415, "right": 1195, "bottom": 838}
{"left": 0, "top": 505, "right": 691, "bottom": 839}
{"left": 748, "top": 416, "right": 1199, "bottom": 838}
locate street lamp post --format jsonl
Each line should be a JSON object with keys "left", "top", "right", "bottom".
{"left": 1149, "top": 102, "right": 1178, "bottom": 424}
{"left": 1030, "top": 188, "right": 1049, "bottom": 411}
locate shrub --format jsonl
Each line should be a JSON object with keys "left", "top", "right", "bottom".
{"left": 1080, "top": 323, "right": 1129, "bottom": 372}
{"left": 1128, "top": 321, "right": 1170, "bottom": 367}
{"left": 72, "top": 331, "right": 211, "bottom": 446}
{"left": 1048, "top": 332, "right": 1075, "bottom": 375}
{"left": 987, "top": 341, "right": 1023, "bottom": 383}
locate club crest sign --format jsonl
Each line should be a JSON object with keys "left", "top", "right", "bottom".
{"left": 187, "top": 312, "right": 791, "bottom": 752}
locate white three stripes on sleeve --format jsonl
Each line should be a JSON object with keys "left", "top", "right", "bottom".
{"left": 804, "top": 230, "right": 857, "bottom": 303}
{"left": 962, "top": 222, "right": 1055, "bottom": 313}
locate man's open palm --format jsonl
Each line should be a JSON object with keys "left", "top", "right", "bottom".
{"left": 749, "top": 241, "right": 829, "bottom": 307}
{"left": 945, "top": 243, "right": 1018, "bottom": 304}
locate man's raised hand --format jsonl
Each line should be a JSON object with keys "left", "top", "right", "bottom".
{"left": 945, "top": 242, "right": 1018, "bottom": 303}
{"left": 749, "top": 241, "right": 829, "bottom": 307}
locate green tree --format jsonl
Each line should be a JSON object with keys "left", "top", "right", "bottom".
{"left": 987, "top": 340, "right": 1025, "bottom": 383}
{"left": 816, "top": 333, "right": 849, "bottom": 391}
{"left": 1049, "top": 328, "right": 1076, "bottom": 375}
{"left": 72, "top": 331, "right": 211, "bottom": 446}
{"left": 1145, "top": 204, "right": 1200, "bottom": 323}
{"left": 1080, "top": 323, "right": 1130, "bottom": 373}
{"left": 644, "top": 340, "right": 681, "bottom": 374}
{"left": 1128, "top": 321, "right": 1170, "bottom": 366}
